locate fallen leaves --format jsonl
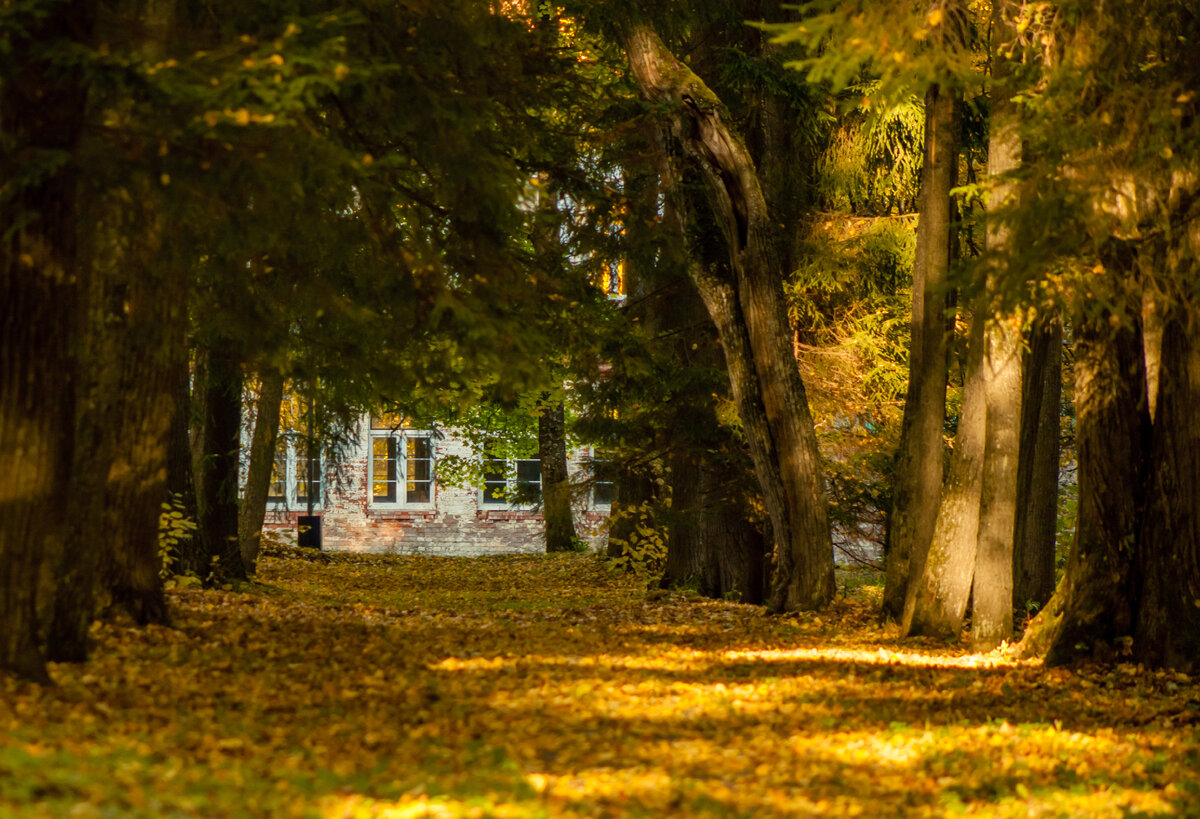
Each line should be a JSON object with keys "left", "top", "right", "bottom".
{"left": 1, "top": 553, "right": 1197, "bottom": 817}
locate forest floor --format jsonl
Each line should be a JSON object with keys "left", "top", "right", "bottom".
{"left": 2, "top": 551, "right": 1198, "bottom": 818}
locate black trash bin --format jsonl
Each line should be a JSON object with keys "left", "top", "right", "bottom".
{"left": 297, "top": 515, "right": 322, "bottom": 550}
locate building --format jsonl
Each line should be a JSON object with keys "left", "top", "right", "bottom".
{"left": 258, "top": 415, "right": 612, "bottom": 556}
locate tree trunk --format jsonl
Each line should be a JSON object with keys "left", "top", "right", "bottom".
{"left": 539, "top": 399, "right": 577, "bottom": 553}
{"left": 196, "top": 339, "right": 247, "bottom": 581}
{"left": 700, "top": 466, "right": 768, "bottom": 605}
{"left": 882, "top": 81, "right": 959, "bottom": 620}
{"left": 1135, "top": 307, "right": 1200, "bottom": 672}
{"left": 661, "top": 450, "right": 705, "bottom": 588}
{"left": 238, "top": 369, "right": 284, "bottom": 574}
{"left": 1013, "top": 315, "right": 1062, "bottom": 612}
{"left": 622, "top": 22, "right": 834, "bottom": 611}
{"left": 903, "top": 303, "right": 987, "bottom": 638}
{"left": 0, "top": 0, "right": 94, "bottom": 682}
{"left": 168, "top": 362, "right": 207, "bottom": 578}
{"left": 1018, "top": 313, "right": 1150, "bottom": 664}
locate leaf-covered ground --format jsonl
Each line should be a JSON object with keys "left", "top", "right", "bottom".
{"left": 3, "top": 553, "right": 1198, "bottom": 818}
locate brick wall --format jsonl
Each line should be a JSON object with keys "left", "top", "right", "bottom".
{"left": 260, "top": 421, "right": 609, "bottom": 556}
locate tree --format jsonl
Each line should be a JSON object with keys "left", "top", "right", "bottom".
{"left": 617, "top": 19, "right": 836, "bottom": 611}
{"left": 881, "top": 31, "right": 961, "bottom": 621}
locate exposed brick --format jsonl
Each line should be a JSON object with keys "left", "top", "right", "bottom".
{"left": 258, "top": 421, "right": 610, "bottom": 556}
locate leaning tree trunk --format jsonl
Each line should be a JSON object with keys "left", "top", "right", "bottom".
{"left": 882, "top": 79, "right": 960, "bottom": 621}
{"left": 903, "top": 303, "right": 987, "bottom": 638}
{"left": 539, "top": 399, "right": 577, "bottom": 553}
{"left": 0, "top": 0, "right": 92, "bottom": 682}
{"left": 1018, "top": 311, "right": 1150, "bottom": 664}
{"left": 622, "top": 21, "right": 834, "bottom": 611}
{"left": 1013, "top": 314, "right": 1062, "bottom": 612}
{"left": 238, "top": 368, "right": 285, "bottom": 573}
{"left": 196, "top": 338, "right": 247, "bottom": 581}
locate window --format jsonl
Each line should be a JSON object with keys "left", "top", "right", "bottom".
{"left": 481, "top": 453, "right": 541, "bottom": 506}
{"left": 268, "top": 435, "right": 323, "bottom": 509}
{"left": 591, "top": 458, "right": 614, "bottom": 507}
{"left": 369, "top": 421, "right": 434, "bottom": 506}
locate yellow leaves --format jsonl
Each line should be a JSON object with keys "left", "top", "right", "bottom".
{"left": 3, "top": 554, "right": 1199, "bottom": 818}
{"left": 202, "top": 108, "right": 276, "bottom": 128}
{"left": 926, "top": 8, "right": 944, "bottom": 26}
{"left": 334, "top": 64, "right": 351, "bottom": 81}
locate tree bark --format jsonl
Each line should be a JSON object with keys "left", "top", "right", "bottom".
{"left": 699, "top": 467, "right": 768, "bottom": 605}
{"left": 1013, "top": 315, "right": 1061, "bottom": 611}
{"left": 0, "top": 0, "right": 91, "bottom": 682}
{"left": 168, "top": 361, "right": 207, "bottom": 578}
{"left": 882, "top": 81, "right": 959, "bottom": 621}
{"left": 1018, "top": 313, "right": 1149, "bottom": 664}
{"left": 971, "top": 59, "right": 1025, "bottom": 649}
{"left": 539, "top": 399, "right": 577, "bottom": 552}
{"left": 238, "top": 369, "right": 284, "bottom": 573}
{"left": 622, "top": 22, "right": 834, "bottom": 611}
{"left": 1135, "top": 306, "right": 1200, "bottom": 672}
{"left": 903, "top": 303, "right": 987, "bottom": 638}
{"left": 196, "top": 339, "right": 247, "bottom": 581}
{"left": 660, "top": 450, "right": 705, "bottom": 588}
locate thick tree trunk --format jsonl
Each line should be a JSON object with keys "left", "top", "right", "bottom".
{"left": 903, "top": 304, "right": 987, "bottom": 638}
{"left": 0, "top": 0, "right": 93, "bottom": 682}
{"left": 1013, "top": 316, "right": 1062, "bottom": 612}
{"left": 699, "top": 467, "right": 768, "bottom": 605}
{"left": 622, "top": 22, "right": 834, "bottom": 611}
{"left": 238, "top": 369, "right": 284, "bottom": 573}
{"left": 882, "top": 82, "right": 959, "bottom": 620}
{"left": 1135, "top": 307, "right": 1200, "bottom": 672}
{"left": 196, "top": 340, "right": 246, "bottom": 581}
{"left": 539, "top": 399, "right": 577, "bottom": 553}
{"left": 661, "top": 451, "right": 705, "bottom": 589}
{"left": 1018, "top": 314, "right": 1149, "bottom": 664}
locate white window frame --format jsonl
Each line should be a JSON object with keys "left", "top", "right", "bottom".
{"left": 267, "top": 434, "right": 324, "bottom": 511}
{"left": 368, "top": 427, "right": 436, "bottom": 509}
{"left": 479, "top": 454, "right": 542, "bottom": 509}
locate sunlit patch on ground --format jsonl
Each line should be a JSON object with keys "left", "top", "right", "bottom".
{"left": 1, "top": 552, "right": 1197, "bottom": 817}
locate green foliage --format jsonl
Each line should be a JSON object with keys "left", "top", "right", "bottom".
{"left": 607, "top": 501, "right": 668, "bottom": 576}
{"left": 765, "top": 0, "right": 984, "bottom": 102}
{"left": 157, "top": 493, "right": 198, "bottom": 581}
{"left": 817, "top": 88, "right": 924, "bottom": 214}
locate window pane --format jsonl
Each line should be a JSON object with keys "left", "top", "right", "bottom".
{"left": 297, "top": 447, "right": 320, "bottom": 504}
{"left": 482, "top": 458, "right": 506, "bottom": 504}
{"left": 406, "top": 436, "right": 432, "bottom": 503}
{"left": 516, "top": 458, "right": 541, "bottom": 502}
{"left": 593, "top": 459, "right": 614, "bottom": 506}
{"left": 372, "top": 437, "right": 397, "bottom": 503}
{"left": 516, "top": 458, "right": 541, "bottom": 484}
